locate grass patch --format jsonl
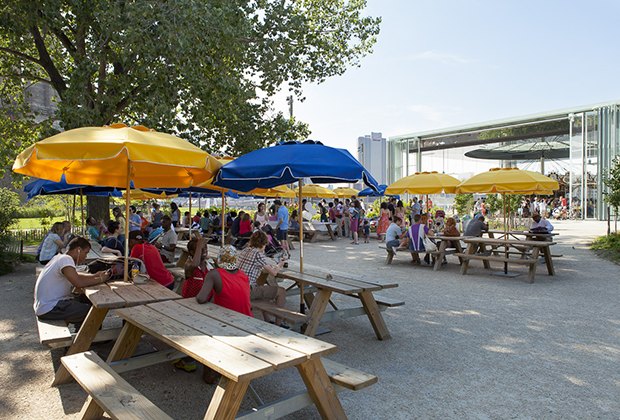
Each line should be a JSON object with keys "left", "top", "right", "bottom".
{"left": 13, "top": 216, "right": 65, "bottom": 230}
{"left": 591, "top": 233, "right": 620, "bottom": 264}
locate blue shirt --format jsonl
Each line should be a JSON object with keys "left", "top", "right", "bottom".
{"left": 277, "top": 206, "right": 289, "bottom": 230}
{"left": 129, "top": 213, "right": 141, "bottom": 231}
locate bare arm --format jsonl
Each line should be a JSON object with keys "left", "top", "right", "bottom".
{"left": 184, "top": 238, "right": 205, "bottom": 278}
{"left": 101, "top": 246, "right": 122, "bottom": 256}
{"left": 61, "top": 266, "right": 110, "bottom": 288}
{"left": 196, "top": 269, "right": 222, "bottom": 304}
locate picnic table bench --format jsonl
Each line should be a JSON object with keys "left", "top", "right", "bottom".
{"left": 273, "top": 270, "right": 402, "bottom": 340}
{"left": 52, "top": 277, "right": 181, "bottom": 386}
{"left": 381, "top": 235, "right": 467, "bottom": 270}
{"left": 63, "top": 298, "right": 375, "bottom": 419}
{"left": 456, "top": 237, "right": 556, "bottom": 283}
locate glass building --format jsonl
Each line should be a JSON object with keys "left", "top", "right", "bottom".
{"left": 388, "top": 101, "right": 620, "bottom": 220}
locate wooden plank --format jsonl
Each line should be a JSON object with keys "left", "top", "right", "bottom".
{"left": 84, "top": 284, "right": 126, "bottom": 309}
{"left": 296, "top": 358, "right": 347, "bottom": 420}
{"left": 108, "top": 281, "right": 157, "bottom": 306}
{"left": 61, "top": 351, "right": 173, "bottom": 420}
{"left": 277, "top": 270, "right": 363, "bottom": 294}
{"left": 135, "top": 280, "right": 182, "bottom": 301}
{"left": 358, "top": 290, "right": 391, "bottom": 340}
{"left": 251, "top": 301, "right": 309, "bottom": 325}
{"left": 304, "top": 289, "right": 333, "bottom": 337}
{"left": 304, "top": 272, "right": 383, "bottom": 292}
{"left": 453, "top": 254, "right": 536, "bottom": 265}
{"left": 115, "top": 304, "right": 273, "bottom": 381}
{"left": 148, "top": 300, "right": 307, "bottom": 370}
{"left": 177, "top": 299, "right": 336, "bottom": 358}
{"left": 205, "top": 377, "right": 250, "bottom": 420}
{"left": 463, "top": 238, "right": 556, "bottom": 247}
{"left": 322, "top": 358, "right": 378, "bottom": 391}
{"left": 37, "top": 319, "right": 72, "bottom": 346}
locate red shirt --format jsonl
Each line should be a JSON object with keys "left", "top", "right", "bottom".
{"left": 208, "top": 268, "right": 252, "bottom": 317}
{"left": 239, "top": 219, "right": 252, "bottom": 235}
{"left": 182, "top": 265, "right": 208, "bottom": 298}
{"left": 192, "top": 215, "right": 201, "bottom": 224}
{"left": 130, "top": 243, "right": 174, "bottom": 287}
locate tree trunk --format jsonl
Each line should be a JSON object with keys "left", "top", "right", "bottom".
{"left": 87, "top": 196, "right": 111, "bottom": 223}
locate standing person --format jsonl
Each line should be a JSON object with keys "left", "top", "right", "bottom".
{"left": 101, "top": 221, "right": 124, "bottom": 256}
{"left": 128, "top": 205, "right": 142, "bottom": 232}
{"left": 411, "top": 197, "right": 421, "bottom": 217}
{"left": 343, "top": 199, "right": 351, "bottom": 239}
{"left": 387, "top": 197, "right": 396, "bottom": 218}
{"left": 156, "top": 215, "right": 177, "bottom": 263}
{"left": 128, "top": 231, "right": 175, "bottom": 289}
{"left": 319, "top": 202, "right": 328, "bottom": 222}
{"left": 394, "top": 200, "right": 406, "bottom": 222}
{"left": 112, "top": 207, "right": 126, "bottom": 233}
{"left": 170, "top": 202, "right": 181, "bottom": 227}
{"left": 349, "top": 199, "right": 362, "bottom": 245}
{"left": 230, "top": 211, "right": 242, "bottom": 237}
{"left": 34, "top": 237, "right": 111, "bottom": 329}
{"left": 376, "top": 202, "right": 390, "bottom": 242}
{"left": 151, "top": 203, "right": 163, "bottom": 228}
{"left": 181, "top": 236, "right": 210, "bottom": 298}
{"left": 38, "top": 222, "right": 66, "bottom": 265}
{"left": 274, "top": 200, "right": 290, "bottom": 257}
{"left": 254, "top": 202, "right": 268, "bottom": 228}
{"left": 237, "top": 231, "right": 289, "bottom": 327}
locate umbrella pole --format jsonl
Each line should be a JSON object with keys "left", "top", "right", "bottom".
{"left": 188, "top": 192, "right": 192, "bottom": 237}
{"left": 80, "top": 189, "right": 85, "bottom": 237}
{"left": 503, "top": 193, "right": 508, "bottom": 274}
{"left": 124, "top": 161, "right": 131, "bottom": 282}
{"left": 72, "top": 194, "right": 76, "bottom": 224}
{"left": 298, "top": 180, "right": 305, "bottom": 314}
{"left": 221, "top": 191, "right": 226, "bottom": 248}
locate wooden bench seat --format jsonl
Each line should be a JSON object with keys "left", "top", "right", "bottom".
{"left": 322, "top": 358, "right": 378, "bottom": 391}
{"left": 61, "top": 351, "right": 172, "bottom": 420}
{"left": 251, "top": 300, "right": 308, "bottom": 325}
{"left": 37, "top": 318, "right": 122, "bottom": 349}
{"left": 453, "top": 253, "right": 536, "bottom": 265}
{"left": 379, "top": 246, "right": 456, "bottom": 265}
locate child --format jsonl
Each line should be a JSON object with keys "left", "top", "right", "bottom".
{"left": 362, "top": 219, "right": 370, "bottom": 243}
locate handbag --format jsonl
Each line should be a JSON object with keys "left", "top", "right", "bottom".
{"left": 422, "top": 236, "right": 437, "bottom": 252}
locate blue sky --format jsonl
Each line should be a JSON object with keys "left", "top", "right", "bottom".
{"left": 275, "top": 0, "right": 620, "bottom": 155}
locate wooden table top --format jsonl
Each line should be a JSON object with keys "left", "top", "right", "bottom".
{"left": 277, "top": 269, "right": 387, "bottom": 294}
{"left": 115, "top": 298, "right": 337, "bottom": 382}
{"left": 84, "top": 278, "right": 181, "bottom": 309}
{"left": 463, "top": 237, "right": 556, "bottom": 247}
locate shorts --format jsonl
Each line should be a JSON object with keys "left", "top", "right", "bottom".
{"left": 37, "top": 295, "right": 92, "bottom": 324}
{"left": 250, "top": 285, "right": 280, "bottom": 301}
{"left": 276, "top": 228, "right": 288, "bottom": 241}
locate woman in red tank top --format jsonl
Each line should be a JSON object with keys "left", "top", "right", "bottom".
{"left": 181, "top": 237, "right": 210, "bottom": 298}
{"left": 196, "top": 245, "right": 252, "bottom": 317}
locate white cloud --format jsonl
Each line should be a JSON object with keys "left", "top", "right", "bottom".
{"left": 406, "top": 50, "right": 474, "bottom": 65}
{"left": 407, "top": 104, "right": 446, "bottom": 124}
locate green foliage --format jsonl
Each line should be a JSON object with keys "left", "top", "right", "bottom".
{"left": 591, "top": 233, "right": 620, "bottom": 264}
{"left": 0, "top": 0, "right": 381, "bottom": 161}
{"left": 454, "top": 194, "right": 474, "bottom": 216}
{"left": 0, "top": 188, "right": 19, "bottom": 233}
{"left": 603, "top": 156, "right": 620, "bottom": 215}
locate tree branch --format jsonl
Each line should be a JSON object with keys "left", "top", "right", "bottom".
{"left": 0, "top": 47, "right": 41, "bottom": 65}
{"left": 30, "top": 25, "right": 67, "bottom": 96}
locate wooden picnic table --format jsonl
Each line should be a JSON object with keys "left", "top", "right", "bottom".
{"left": 427, "top": 235, "right": 467, "bottom": 271}
{"left": 52, "top": 277, "right": 181, "bottom": 386}
{"left": 457, "top": 237, "right": 556, "bottom": 283}
{"left": 175, "top": 226, "right": 191, "bottom": 241}
{"left": 276, "top": 270, "right": 399, "bottom": 340}
{"left": 83, "top": 298, "right": 348, "bottom": 420}
{"left": 487, "top": 229, "right": 558, "bottom": 241}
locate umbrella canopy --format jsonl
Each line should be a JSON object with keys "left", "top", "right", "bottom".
{"left": 332, "top": 187, "right": 359, "bottom": 198}
{"left": 13, "top": 123, "right": 220, "bottom": 188}
{"left": 385, "top": 171, "right": 461, "bottom": 195}
{"left": 301, "top": 184, "right": 337, "bottom": 198}
{"left": 455, "top": 167, "right": 559, "bottom": 194}
{"left": 213, "top": 140, "right": 379, "bottom": 192}
{"left": 249, "top": 185, "right": 297, "bottom": 198}
{"left": 123, "top": 189, "right": 179, "bottom": 200}
{"left": 23, "top": 178, "right": 122, "bottom": 200}
{"left": 358, "top": 184, "right": 398, "bottom": 197}
{"left": 464, "top": 139, "right": 569, "bottom": 160}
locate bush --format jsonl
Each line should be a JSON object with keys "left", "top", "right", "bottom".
{"left": 591, "top": 233, "right": 620, "bottom": 264}
{"left": 15, "top": 206, "right": 56, "bottom": 219}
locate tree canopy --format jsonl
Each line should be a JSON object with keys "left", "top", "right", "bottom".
{"left": 0, "top": 0, "right": 381, "bottom": 173}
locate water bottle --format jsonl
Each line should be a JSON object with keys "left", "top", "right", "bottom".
{"left": 131, "top": 261, "right": 140, "bottom": 281}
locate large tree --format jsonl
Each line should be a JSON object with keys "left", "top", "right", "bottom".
{"left": 0, "top": 0, "right": 380, "bottom": 217}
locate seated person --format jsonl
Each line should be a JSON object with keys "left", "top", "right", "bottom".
{"left": 156, "top": 215, "right": 177, "bottom": 263}
{"left": 38, "top": 222, "right": 66, "bottom": 265}
{"left": 530, "top": 213, "right": 554, "bottom": 232}
{"left": 34, "top": 237, "right": 110, "bottom": 329}
{"left": 182, "top": 211, "right": 191, "bottom": 228}
{"left": 86, "top": 217, "right": 104, "bottom": 242}
{"left": 385, "top": 216, "right": 404, "bottom": 253}
{"left": 405, "top": 214, "right": 435, "bottom": 265}
{"left": 199, "top": 212, "right": 211, "bottom": 233}
{"left": 464, "top": 215, "right": 488, "bottom": 237}
{"left": 181, "top": 237, "right": 210, "bottom": 298}
{"left": 443, "top": 217, "right": 460, "bottom": 237}
{"left": 289, "top": 209, "right": 300, "bottom": 231}
{"left": 237, "top": 231, "right": 289, "bottom": 328}
{"left": 101, "top": 220, "right": 125, "bottom": 256}
{"left": 230, "top": 211, "right": 241, "bottom": 237}
{"left": 128, "top": 231, "right": 175, "bottom": 289}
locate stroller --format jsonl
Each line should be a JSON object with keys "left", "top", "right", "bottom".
{"left": 261, "top": 225, "right": 285, "bottom": 258}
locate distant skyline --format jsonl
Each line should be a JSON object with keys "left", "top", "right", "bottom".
{"left": 274, "top": 0, "right": 620, "bottom": 157}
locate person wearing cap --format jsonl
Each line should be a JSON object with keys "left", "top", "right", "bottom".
{"left": 128, "top": 230, "right": 174, "bottom": 289}
{"left": 195, "top": 245, "right": 252, "bottom": 316}
{"left": 530, "top": 213, "right": 554, "bottom": 232}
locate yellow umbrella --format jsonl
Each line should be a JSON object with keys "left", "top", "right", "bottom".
{"left": 455, "top": 167, "right": 558, "bottom": 194}
{"left": 385, "top": 171, "right": 461, "bottom": 195}
{"left": 300, "top": 184, "right": 337, "bottom": 198}
{"left": 332, "top": 187, "right": 359, "bottom": 198}
{"left": 122, "top": 189, "right": 178, "bottom": 200}
{"left": 13, "top": 123, "right": 220, "bottom": 281}
{"left": 249, "top": 185, "right": 297, "bottom": 198}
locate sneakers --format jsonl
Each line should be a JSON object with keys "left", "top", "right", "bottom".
{"left": 173, "top": 358, "right": 197, "bottom": 373}
{"left": 279, "top": 322, "right": 291, "bottom": 329}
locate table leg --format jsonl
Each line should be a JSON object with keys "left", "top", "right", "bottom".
{"left": 433, "top": 240, "right": 448, "bottom": 271}
{"left": 327, "top": 224, "right": 335, "bottom": 240}
{"left": 479, "top": 244, "right": 491, "bottom": 269}
{"left": 460, "top": 243, "right": 475, "bottom": 275}
{"left": 52, "top": 306, "right": 109, "bottom": 386}
{"left": 359, "top": 291, "right": 391, "bottom": 340}
{"left": 455, "top": 241, "right": 464, "bottom": 265}
{"left": 204, "top": 376, "right": 250, "bottom": 420}
{"left": 296, "top": 358, "right": 346, "bottom": 420}
{"left": 304, "top": 289, "right": 332, "bottom": 337}
{"left": 542, "top": 246, "right": 555, "bottom": 276}
{"left": 527, "top": 247, "right": 540, "bottom": 283}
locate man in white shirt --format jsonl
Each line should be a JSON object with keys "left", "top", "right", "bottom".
{"left": 530, "top": 213, "right": 554, "bottom": 232}
{"left": 385, "top": 216, "right": 404, "bottom": 253}
{"left": 34, "top": 237, "right": 110, "bottom": 327}
{"left": 157, "top": 215, "right": 177, "bottom": 263}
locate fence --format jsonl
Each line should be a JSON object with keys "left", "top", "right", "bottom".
{"left": 8, "top": 228, "right": 48, "bottom": 243}
{"left": 1, "top": 236, "right": 23, "bottom": 257}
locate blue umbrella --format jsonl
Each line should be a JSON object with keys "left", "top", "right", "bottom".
{"left": 24, "top": 178, "right": 122, "bottom": 200}
{"left": 213, "top": 140, "right": 379, "bottom": 313}
{"left": 143, "top": 187, "right": 239, "bottom": 199}
{"left": 358, "top": 184, "right": 400, "bottom": 199}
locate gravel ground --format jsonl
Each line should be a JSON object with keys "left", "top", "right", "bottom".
{"left": 0, "top": 220, "right": 618, "bottom": 419}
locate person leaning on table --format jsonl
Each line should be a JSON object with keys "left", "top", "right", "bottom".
{"left": 530, "top": 213, "right": 554, "bottom": 232}
{"left": 34, "top": 237, "right": 111, "bottom": 330}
